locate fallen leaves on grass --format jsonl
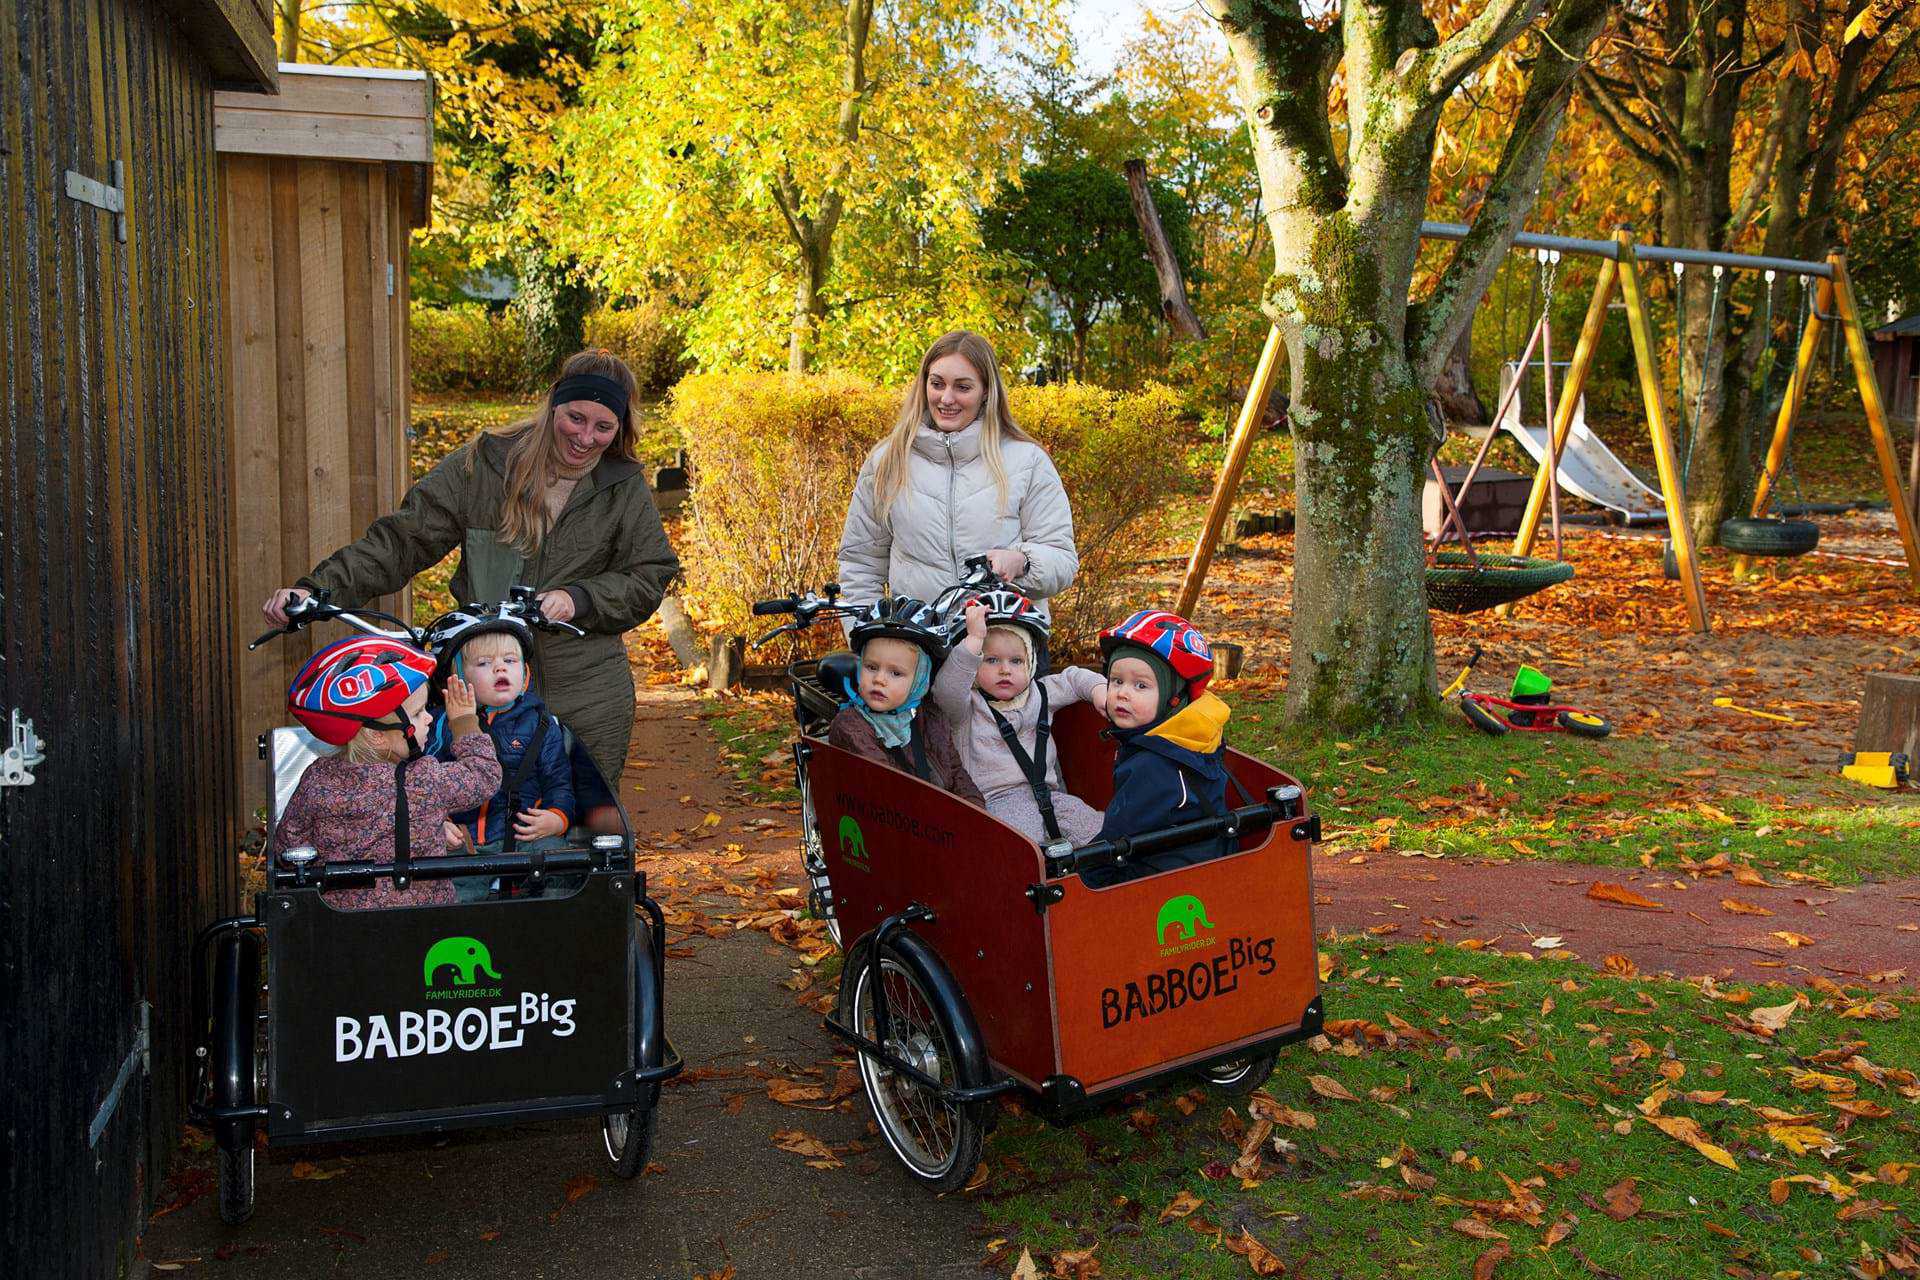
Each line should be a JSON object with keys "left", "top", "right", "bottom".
{"left": 1051, "top": 1247, "right": 1101, "bottom": 1278}
{"left": 1158, "top": 1190, "right": 1204, "bottom": 1223}
{"left": 1472, "top": 1241, "right": 1512, "bottom": 1279}
{"left": 1600, "top": 1178, "right": 1641, "bottom": 1220}
{"left": 1307, "top": 1074, "right": 1357, "bottom": 1102}
{"left": 1451, "top": 1218, "right": 1508, "bottom": 1241}
{"left": 1222, "top": 1228, "right": 1287, "bottom": 1276}
{"left": 1012, "top": 1250, "right": 1042, "bottom": 1280}
{"left": 1644, "top": 1114, "right": 1739, "bottom": 1170}
{"left": 1602, "top": 954, "right": 1639, "bottom": 977}
{"left": 1586, "top": 882, "right": 1668, "bottom": 911}
{"left": 1747, "top": 999, "right": 1800, "bottom": 1034}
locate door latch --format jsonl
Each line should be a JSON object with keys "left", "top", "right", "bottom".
{"left": 64, "top": 161, "right": 127, "bottom": 242}
{"left": 2, "top": 710, "right": 45, "bottom": 788}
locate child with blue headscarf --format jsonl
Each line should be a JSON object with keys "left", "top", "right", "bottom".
{"left": 826, "top": 596, "right": 984, "bottom": 804}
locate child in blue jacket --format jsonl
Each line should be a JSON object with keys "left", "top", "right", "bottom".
{"left": 1085, "top": 610, "right": 1233, "bottom": 888}
{"left": 437, "top": 627, "right": 574, "bottom": 898}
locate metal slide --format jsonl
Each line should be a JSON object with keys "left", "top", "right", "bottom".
{"left": 1496, "top": 363, "right": 1668, "bottom": 525}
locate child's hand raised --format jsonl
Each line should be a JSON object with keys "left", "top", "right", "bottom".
{"left": 1091, "top": 682, "right": 1109, "bottom": 715}
{"left": 964, "top": 602, "right": 989, "bottom": 644}
{"left": 443, "top": 675, "right": 477, "bottom": 719}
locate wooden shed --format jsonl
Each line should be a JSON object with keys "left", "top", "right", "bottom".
{"left": 216, "top": 64, "right": 433, "bottom": 803}
{"left": 0, "top": 1, "right": 272, "bottom": 1273}
{"left": 1871, "top": 312, "right": 1919, "bottom": 425}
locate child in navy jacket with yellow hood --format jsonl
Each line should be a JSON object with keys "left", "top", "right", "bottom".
{"left": 1086, "top": 610, "right": 1232, "bottom": 887}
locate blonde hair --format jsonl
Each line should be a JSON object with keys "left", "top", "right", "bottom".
{"left": 874, "top": 331, "right": 1032, "bottom": 518}
{"left": 457, "top": 631, "right": 524, "bottom": 664}
{"left": 472, "top": 350, "right": 642, "bottom": 554}
{"left": 346, "top": 727, "right": 404, "bottom": 766}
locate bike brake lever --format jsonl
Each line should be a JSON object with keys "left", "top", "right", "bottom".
{"left": 248, "top": 624, "right": 292, "bottom": 651}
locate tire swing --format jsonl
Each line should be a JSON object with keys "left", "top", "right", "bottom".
{"left": 1426, "top": 250, "right": 1576, "bottom": 615}
{"left": 1721, "top": 273, "right": 1819, "bottom": 564}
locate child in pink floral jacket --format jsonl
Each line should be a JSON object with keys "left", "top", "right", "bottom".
{"left": 271, "top": 637, "right": 502, "bottom": 910}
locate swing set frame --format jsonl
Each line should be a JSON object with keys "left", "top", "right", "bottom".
{"left": 1174, "top": 224, "right": 1920, "bottom": 636}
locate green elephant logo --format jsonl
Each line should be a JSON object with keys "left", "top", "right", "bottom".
{"left": 423, "top": 936, "right": 501, "bottom": 987}
{"left": 838, "top": 815, "right": 869, "bottom": 870}
{"left": 1156, "top": 895, "right": 1214, "bottom": 946}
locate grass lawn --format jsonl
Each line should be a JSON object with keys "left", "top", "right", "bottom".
{"left": 704, "top": 688, "right": 1918, "bottom": 886}
{"left": 977, "top": 938, "right": 1918, "bottom": 1279}
{"left": 1224, "top": 709, "right": 1920, "bottom": 886}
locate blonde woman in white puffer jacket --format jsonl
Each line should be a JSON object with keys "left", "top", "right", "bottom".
{"left": 838, "top": 331, "right": 1078, "bottom": 615}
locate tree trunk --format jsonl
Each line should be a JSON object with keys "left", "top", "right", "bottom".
{"left": 277, "top": 0, "right": 300, "bottom": 61}
{"left": 1855, "top": 672, "right": 1920, "bottom": 762}
{"left": 1123, "top": 159, "right": 1207, "bottom": 341}
{"left": 788, "top": 242, "right": 828, "bottom": 374}
{"left": 1270, "top": 218, "right": 1438, "bottom": 723}
{"left": 1430, "top": 317, "right": 1487, "bottom": 425}
{"left": 513, "top": 249, "right": 592, "bottom": 388}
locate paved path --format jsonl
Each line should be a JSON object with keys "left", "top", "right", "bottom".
{"left": 141, "top": 685, "right": 990, "bottom": 1279}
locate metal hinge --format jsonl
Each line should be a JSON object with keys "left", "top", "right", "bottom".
{"left": 64, "top": 161, "right": 127, "bottom": 243}
{"left": 88, "top": 1001, "right": 151, "bottom": 1148}
{"left": 1026, "top": 883, "right": 1064, "bottom": 912}
{"left": 2, "top": 710, "right": 45, "bottom": 788}
{"left": 386, "top": 262, "right": 396, "bottom": 297}
{"left": 1291, "top": 813, "right": 1322, "bottom": 844}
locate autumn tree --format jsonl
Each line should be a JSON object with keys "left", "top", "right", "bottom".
{"left": 276, "top": 1, "right": 606, "bottom": 381}
{"left": 558, "top": 0, "right": 1056, "bottom": 377}
{"left": 1580, "top": 0, "right": 1920, "bottom": 545}
{"left": 1198, "top": 0, "right": 1608, "bottom": 723}
{"left": 982, "top": 160, "right": 1194, "bottom": 378}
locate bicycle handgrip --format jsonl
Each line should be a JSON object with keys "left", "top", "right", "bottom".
{"left": 752, "top": 598, "right": 797, "bottom": 616}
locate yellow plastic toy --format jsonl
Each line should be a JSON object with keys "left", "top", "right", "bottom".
{"left": 1837, "top": 751, "right": 1910, "bottom": 789}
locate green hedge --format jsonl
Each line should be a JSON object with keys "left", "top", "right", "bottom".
{"left": 410, "top": 304, "right": 525, "bottom": 393}
{"left": 411, "top": 301, "right": 685, "bottom": 396}
{"left": 672, "top": 373, "right": 1187, "bottom": 657}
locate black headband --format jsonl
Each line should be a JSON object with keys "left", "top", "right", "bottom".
{"left": 550, "top": 373, "right": 629, "bottom": 422}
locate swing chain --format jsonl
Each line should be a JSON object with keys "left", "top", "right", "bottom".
{"left": 1751, "top": 275, "right": 1814, "bottom": 515}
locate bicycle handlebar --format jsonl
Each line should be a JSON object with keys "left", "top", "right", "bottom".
{"left": 752, "top": 598, "right": 797, "bottom": 616}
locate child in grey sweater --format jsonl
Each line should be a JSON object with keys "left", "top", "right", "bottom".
{"left": 931, "top": 592, "right": 1107, "bottom": 844}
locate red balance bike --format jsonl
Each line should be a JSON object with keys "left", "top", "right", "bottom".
{"left": 1444, "top": 646, "right": 1612, "bottom": 739}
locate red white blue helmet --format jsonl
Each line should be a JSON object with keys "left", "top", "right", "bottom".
{"left": 1099, "top": 609, "right": 1214, "bottom": 704}
{"left": 288, "top": 635, "right": 435, "bottom": 746}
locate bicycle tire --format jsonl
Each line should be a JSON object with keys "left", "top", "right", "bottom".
{"left": 1460, "top": 698, "right": 1509, "bottom": 736}
{"left": 1556, "top": 710, "right": 1612, "bottom": 739}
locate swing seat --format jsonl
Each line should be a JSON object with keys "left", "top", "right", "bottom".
{"left": 1717, "top": 517, "right": 1820, "bottom": 558}
{"left": 1424, "top": 552, "right": 1575, "bottom": 614}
